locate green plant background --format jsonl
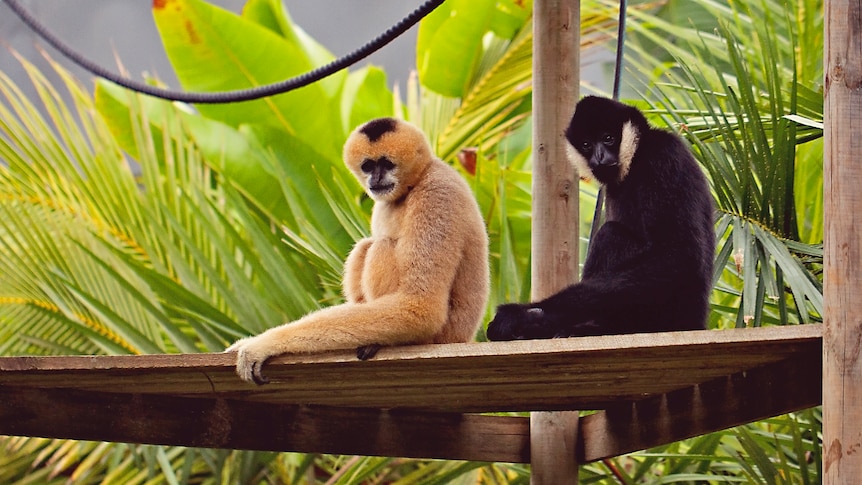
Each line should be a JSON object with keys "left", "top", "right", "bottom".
{"left": 0, "top": 0, "right": 823, "bottom": 482}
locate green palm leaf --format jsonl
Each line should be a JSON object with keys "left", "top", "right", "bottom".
{"left": 0, "top": 0, "right": 825, "bottom": 482}
{"left": 625, "top": 0, "right": 822, "bottom": 328}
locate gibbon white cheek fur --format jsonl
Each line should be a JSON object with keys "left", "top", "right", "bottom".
{"left": 227, "top": 117, "right": 490, "bottom": 384}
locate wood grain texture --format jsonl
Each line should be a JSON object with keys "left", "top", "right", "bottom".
{"left": 0, "top": 386, "right": 529, "bottom": 463}
{"left": 0, "top": 326, "right": 821, "bottom": 463}
{"left": 579, "top": 350, "right": 822, "bottom": 462}
{"left": 531, "top": 0, "right": 580, "bottom": 299}
{"left": 0, "top": 325, "right": 820, "bottom": 412}
{"left": 823, "top": 0, "right": 862, "bottom": 482}
{"left": 531, "top": 0, "right": 581, "bottom": 480}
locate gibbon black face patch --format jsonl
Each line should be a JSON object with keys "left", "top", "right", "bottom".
{"left": 360, "top": 118, "right": 397, "bottom": 142}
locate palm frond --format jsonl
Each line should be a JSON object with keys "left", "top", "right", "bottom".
{"left": 624, "top": 0, "right": 823, "bottom": 328}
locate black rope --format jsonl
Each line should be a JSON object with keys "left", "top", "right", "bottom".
{"left": 588, "top": 0, "right": 628, "bottom": 254}
{"left": 2, "top": 0, "right": 446, "bottom": 104}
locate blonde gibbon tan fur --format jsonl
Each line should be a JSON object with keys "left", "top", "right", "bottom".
{"left": 228, "top": 117, "right": 489, "bottom": 384}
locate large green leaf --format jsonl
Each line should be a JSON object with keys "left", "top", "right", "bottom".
{"left": 241, "top": 0, "right": 345, "bottom": 98}
{"left": 340, "top": 66, "right": 397, "bottom": 134}
{"left": 94, "top": 80, "right": 354, "bottom": 248}
{"left": 95, "top": 81, "right": 290, "bottom": 225}
{"left": 0, "top": 0, "right": 827, "bottom": 482}
{"left": 416, "top": 0, "right": 496, "bottom": 97}
{"left": 152, "top": 0, "right": 343, "bottom": 158}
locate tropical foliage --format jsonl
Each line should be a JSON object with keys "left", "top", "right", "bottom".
{"left": 0, "top": 0, "right": 822, "bottom": 482}
{"left": 624, "top": 0, "right": 824, "bottom": 332}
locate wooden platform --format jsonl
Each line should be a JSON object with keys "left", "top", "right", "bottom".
{"left": 0, "top": 325, "right": 822, "bottom": 464}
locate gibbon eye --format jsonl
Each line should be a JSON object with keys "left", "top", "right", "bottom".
{"left": 602, "top": 134, "right": 616, "bottom": 146}
{"left": 580, "top": 141, "right": 592, "bottom": 153}
{"left": 378, "top": 157, "right": 395, "bottom": 171}
{"left": 360, "top": 159, "right": 375, "bottom": 173}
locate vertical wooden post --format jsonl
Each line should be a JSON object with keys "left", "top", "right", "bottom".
{"left": 531, "top": 0, "right": 580, "bottom": 483}
{"left": 823, "top": 1, "right": 862, "bottom": 483}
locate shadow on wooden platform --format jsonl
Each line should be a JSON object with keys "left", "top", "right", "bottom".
{"left": 0, "top": 325, "right": 821, "bottom": 463}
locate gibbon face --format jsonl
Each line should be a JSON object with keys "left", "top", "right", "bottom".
{"left": 344, "top": 118, "right": 434, "bottom": 202}
{"left": 564, "top": 96, "right": 644, "bottom": 186}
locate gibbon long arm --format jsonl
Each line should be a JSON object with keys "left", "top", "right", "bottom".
{"left": 487, "top": 96, "right": 714, "bottom": 341}
{"left": 229, "top": 118, "right": 489, "bottom": 384}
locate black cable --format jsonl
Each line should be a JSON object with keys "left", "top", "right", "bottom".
{"left": 611, "top": 0, "right": 628, "bottom": 101}
{"left": 588, "top": 0, "right": 628, "bottom": 253}
{"left": 2, "top": 0, "right": 446, "bottom": 104}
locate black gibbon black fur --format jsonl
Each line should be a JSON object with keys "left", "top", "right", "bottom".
{"left": 487, "top": 96, "right": 715, "bottom": 340}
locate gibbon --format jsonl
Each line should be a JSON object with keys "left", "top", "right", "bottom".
{"left": 487, "top": 96, "right": 715, "bottom": 340}
{"left": 229, "top": 117, "right": 489, "bottom": 384}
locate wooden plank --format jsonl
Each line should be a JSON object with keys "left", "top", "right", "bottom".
{"left": 0, "top": 385, "right": 530, "bottom": 463}
{"left": 531, "top": 411, "right": 580, "bottom": 480}
{"left": 578, "top": 350, "right": 822, "bottom": 462}
{"left": 0, "top": 326, "right": 821, "bottom": 462}
{"left": 0, "top": 325, "right": 821, "bottom": 413}
{"left": 531, "top": 0, "right": 579, "bottom": 298}
{"left": 530, "top": 0, "right": 581, "bottom": 478}
{"left": 0, "top": 327, "right": 821, "bottom": 463}
{"left": 823, "top": 0, "right": 862, "bottom": 482}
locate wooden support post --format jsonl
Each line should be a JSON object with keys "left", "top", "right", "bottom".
{"left": 823, "top": 1, "right": 862, "bottom": 483}
{"left": 531, "top": 0, "right": 580, "bottom": 482}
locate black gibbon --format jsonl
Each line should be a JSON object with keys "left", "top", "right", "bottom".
{"left": 486, "top": 96, "right": 715, "bottom": 340}
{"left": 228, "top": 117, "right": 490, "bottom": 384}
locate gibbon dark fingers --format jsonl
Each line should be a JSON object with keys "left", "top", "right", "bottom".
{"left": 485, "top": 304, "right": 551, "bottom": 340}
{"left": 487, "top": 96, "right": 715, "bottom": 340}
{"left": 228, "top": 118, "right": 489, "bottom": 384}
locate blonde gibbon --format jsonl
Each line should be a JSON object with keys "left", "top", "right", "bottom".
{"left": 228, "top": 117, "right": 490, "bottom": 384}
